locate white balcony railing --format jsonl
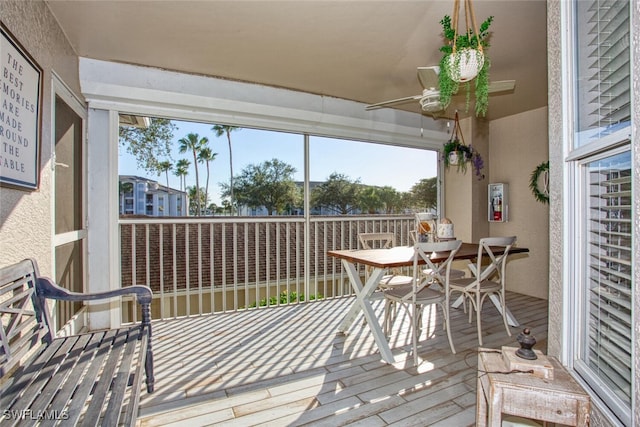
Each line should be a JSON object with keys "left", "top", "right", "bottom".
{"left": 119, "top": 215, "right": 415, "bottom": 320}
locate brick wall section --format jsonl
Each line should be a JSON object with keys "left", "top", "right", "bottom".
{"left": 120, "top": 217, "right": 411, "bottom": 293}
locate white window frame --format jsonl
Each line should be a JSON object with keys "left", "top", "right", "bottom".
{"left": 562, "top": 1, "right": 634, "bottom": 425}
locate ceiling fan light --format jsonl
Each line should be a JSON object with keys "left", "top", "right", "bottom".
{"left": 448, "top": 49, "right": 485, "bottom": 82}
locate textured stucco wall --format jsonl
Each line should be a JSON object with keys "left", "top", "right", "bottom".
{"left": 0, "top": 1, "right": 82, "bottom": 276}
{"left": 545, "top": 0, "right": 564, "bottom": 363}
{"left": 489, "top": 107, "right": 549, "bottom": 301}
{"left": 444, "top": 109, "right": 549, "bottom": 302}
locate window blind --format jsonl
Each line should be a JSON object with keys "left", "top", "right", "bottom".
{"left": 575, "top": 0, "right": 630, "bottom": 147}
{"left": 583, "top": 150, "right": 632, "bottom": 411}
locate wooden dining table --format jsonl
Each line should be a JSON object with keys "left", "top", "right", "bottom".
{"left": 327, "top": 243, "right": 529, "bottom": 363}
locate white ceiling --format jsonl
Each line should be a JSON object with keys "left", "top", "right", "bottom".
{"left": 45, "top": 0, "right": 548, "bottom": 121}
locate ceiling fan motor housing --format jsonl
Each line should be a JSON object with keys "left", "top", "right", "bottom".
{"left": 420, "top": 90, "right": 441, "bottom": 112}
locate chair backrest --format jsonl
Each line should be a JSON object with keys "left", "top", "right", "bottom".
{"left": 358, "top": 232, "right": 396, "bottom": 249}
{"left": 472, "top": 236, "right": 517, "bottom": 284}
{"left": 413, "top": 239, "right": 463, "bottom": 295}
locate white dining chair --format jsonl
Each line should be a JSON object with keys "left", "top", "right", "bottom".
{"left": 357, "top": 232, "right": 413, "bottom": 329}
{"left": 383, "top": 239, "right": 462, "bottom": 365}
{"left": 449, "top": 236, "right": 517, "bottom": 345}
{"left": 357, "top": 232, "right": 413, "bottom": 289}
{"left": 412, "top": 215, "right": 465, "bottom": 282}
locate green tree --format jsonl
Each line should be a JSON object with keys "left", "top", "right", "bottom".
{"left": 212, "top": 125, "right": 240, "bottom": 214}
{"left": 222, "top": 159, "right": 298, "bottom": 215}
{"left": 119, "top": 118, "right": 176, "bottom": 173}
{"left": 119, "top": 181, "right": 133, "bottom": 195}
{"left": 186, "top": 186, "right": 207, "bottom": 216}
{"left": 119, "top": 181, "right": 133, "bottom": 214}
{"left": 358, "top": 186, "right": 383, "bottom": 214}
{"left": 198, "top": 147, "right": 218, "bottom": 213}
{"left": 157, "top": 160, "right": 172, "bottom": 191}
{"left": 377, "top": 186, "right": 403, "bottom": 213}
{"left": 311, "top": 173, "right": 361, "bottom": 215}
{"left": 411, "top": 177, "right": 438, "bottom": 210}
{"left": 174, "top": 158, "right": 191, "bottom": 193}
{"left": 178, "top": 133, "right": 208, "bottom": 216}
{"left": 221, "top": 199, "right": 233, "bottom": 216}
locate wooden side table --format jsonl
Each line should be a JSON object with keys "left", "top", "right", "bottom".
{"left": 476, "top": 348, "right": 590, "bottom": 426}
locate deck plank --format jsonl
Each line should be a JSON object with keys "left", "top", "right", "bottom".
{"left": 137, "top": 292, "right": 548, "bottom": 426}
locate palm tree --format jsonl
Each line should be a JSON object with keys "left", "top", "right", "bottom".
{"left": 174, "top": 158, "right": 191, "bottom": 192}
{"left": 186, "top": 185, "right": 206, "bottom": 216}
{"left": 212, "top": 125, "right": 239, "bottom": 215}
{"left": 197, "top": 147, "right": 217, "bottom": 215}
{"left": 157, "top": 160, "right": 172, "bottom": 191}
{"left": 178, "top": 133, "right": 208, "bottom": 216}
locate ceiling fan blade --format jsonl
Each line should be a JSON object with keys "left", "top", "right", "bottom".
{"left": 488, "top": 80, "right": 516, "bottom": 93}
{"left": 417, "top": 66, "right": 439, "bottom": 90}
{"left": 365, "top": 94, "right": 423, "bottom": 110}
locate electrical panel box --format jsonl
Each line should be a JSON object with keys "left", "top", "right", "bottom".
{"left": 488, "top": 183, "right": 508, "bottom": 222}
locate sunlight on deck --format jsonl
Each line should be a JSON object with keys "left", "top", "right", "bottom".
{"left": 137, "top": 292, "right": 548, "bottom": 426}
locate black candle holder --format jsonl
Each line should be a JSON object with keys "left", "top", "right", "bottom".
{"left": 515, "top": 328, "right": 537, "bottom": 360}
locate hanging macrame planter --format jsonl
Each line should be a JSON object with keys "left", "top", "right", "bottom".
{"left": 442, "top": 112, "right": 485, "bottom": 178}
{"left": 448, "top": 0, "right": 485, "bottom": 83}
{"left": 448, "top": 49, "right": 485, "bottom": 82}
{"left": 443, "top": 112, "right": 472, "bottom": 172}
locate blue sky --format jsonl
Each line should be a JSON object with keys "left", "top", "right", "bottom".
{"left": 119, "top": 120, "right": 438, "bottom": 205}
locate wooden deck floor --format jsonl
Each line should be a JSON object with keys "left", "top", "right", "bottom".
{"left": 136, "top": 292, "right": 548, "bottom": 427}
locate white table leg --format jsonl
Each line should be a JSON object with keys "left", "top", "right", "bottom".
{"left": 338, "top": 260, "right": 395, "bottom": 364}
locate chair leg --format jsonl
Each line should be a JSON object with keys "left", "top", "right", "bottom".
{"left": 412, "top": 304, "right": 423, "bottom": 366}
{"left": 441, "top": 302, "right": 456, "bottom": 354}
{"left": 416, "top": 304, "right": 424, "bottom": 336}
{"left": 476, "top": 292, "right": 483, "bottom": 346}
{"left": 500, "top": 292, "right": 512, "bottom": 337}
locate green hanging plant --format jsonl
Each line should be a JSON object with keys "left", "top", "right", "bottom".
{"left": 443, "top": 138, "right": 473, "bottom": 173}
{"left": 438, "top": 13, "right": 494, "bottom": 117}
{"left": 442, "top": 113, "right": 485, "bottom": 179}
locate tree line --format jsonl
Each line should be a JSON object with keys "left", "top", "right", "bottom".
{"left": 119, "top": 119, "right": 437, "bottom": 216}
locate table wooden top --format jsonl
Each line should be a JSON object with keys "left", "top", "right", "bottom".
{"left": 327, "top": 242, "right": 529, "bottom": 269}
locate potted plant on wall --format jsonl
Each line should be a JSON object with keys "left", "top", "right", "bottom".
{"left": 443, "top": 112, "right": 485, "bottom": 179}
{"left": 438, "top": 0, "right": 493, "bottom": 117}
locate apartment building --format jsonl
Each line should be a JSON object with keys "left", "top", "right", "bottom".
{"left": 119, "top": 175, "right": 187, "bottom": 217}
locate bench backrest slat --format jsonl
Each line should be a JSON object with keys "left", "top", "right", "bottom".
{"left": 0, "top": 259, "right": 51, "bottom": 378}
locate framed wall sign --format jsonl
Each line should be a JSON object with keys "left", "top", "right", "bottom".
{"left": 1, "top": 24, "right": 42, "bottom": 190}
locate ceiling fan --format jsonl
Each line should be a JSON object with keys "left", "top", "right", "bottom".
{"left": 365, "top": 66, "right": 515, "bottom": 116}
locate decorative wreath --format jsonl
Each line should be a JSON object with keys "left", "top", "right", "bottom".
{"left": 529, "top": 161, "right": 549, "bottom": 204}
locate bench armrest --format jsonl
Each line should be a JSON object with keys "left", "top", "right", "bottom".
{"left": 36, "top": 277, "right": 152, "bottom": 305}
